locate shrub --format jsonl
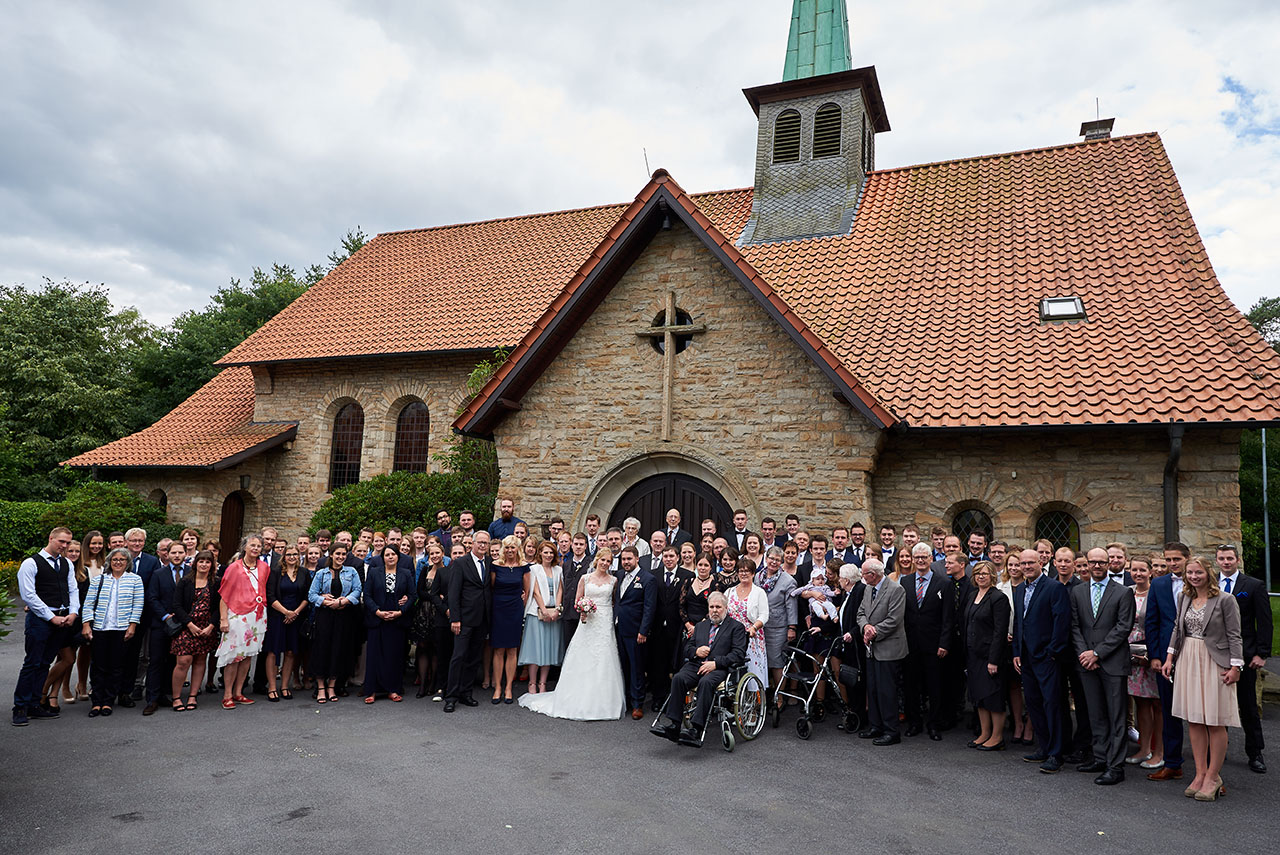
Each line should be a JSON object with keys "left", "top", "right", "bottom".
{"left": 0, "top": 500, "right": 48, "bottom": 561}
{"left": 0, "top": 559, "right": 17, "bottom": 640}
{"left": 310, "top": 471, "right": 494, "bottom": 535}
{"left": 36, "top": 481, "right": 166, "bottom": 539}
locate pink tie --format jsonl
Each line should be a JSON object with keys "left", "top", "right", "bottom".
{"left": 916, "top": 575, "right": 926, "bottom": 605}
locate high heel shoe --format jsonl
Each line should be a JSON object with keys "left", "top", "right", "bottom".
{"left": 1193, "top": 778, "right": 1224, "bottom": 801}
{"left": 1184, "top": 782, "right": 1201, "bottom": 798}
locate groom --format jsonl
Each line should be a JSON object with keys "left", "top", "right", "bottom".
{"left": 614, "top": 546, "right": 656, "bottom": 720}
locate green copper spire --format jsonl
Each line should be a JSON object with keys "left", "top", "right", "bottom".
{"left": 782, "top": 0, "right": 852, "bottom": 80}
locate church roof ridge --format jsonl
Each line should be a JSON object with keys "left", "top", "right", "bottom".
{"left": 869, "top": 130, "right": 1162, "bottom": 176}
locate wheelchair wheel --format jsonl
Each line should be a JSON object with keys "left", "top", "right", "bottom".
{"left": 735, "top": 672, "right": 766, "bottom": 740}
{"left": 721, "top": 721, "right": 735, "bottom": 752}
{"left": 795, "top": 717, "right": 812, "bottom": 740}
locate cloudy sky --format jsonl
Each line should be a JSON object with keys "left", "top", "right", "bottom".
{"left": 2, "top": 0, "right": 1277, "bottom": 323}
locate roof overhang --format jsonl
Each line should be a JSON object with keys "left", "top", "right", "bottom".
{"left": 66, "top": 423, "right": 298, "bottom": 472}
{"left": 454, "top": 171, "right": 896, "bottom": 439}
{"left": 743, "top": 65, "right": 890, "bottom": 132}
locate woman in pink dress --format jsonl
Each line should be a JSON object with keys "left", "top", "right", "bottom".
{"left": 216, "top": 535, "right": 270, "bottom": 709}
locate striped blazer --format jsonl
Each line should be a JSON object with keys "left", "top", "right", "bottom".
{"left": 82, "top": 572, "right": 145, "bottom": 627}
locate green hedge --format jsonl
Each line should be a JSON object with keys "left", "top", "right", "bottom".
{"left": 38, "top": 481, "right": 166, "bottom": 537}
{"left": 310, "top": 471, "right": 494, "bottom": 535}
{"left": 0, "top": 500, "right": 46, "bottom": 561}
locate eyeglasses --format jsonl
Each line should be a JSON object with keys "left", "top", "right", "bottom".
{"left": 1087, "top": 559, "right": 1107, "bottom": 565}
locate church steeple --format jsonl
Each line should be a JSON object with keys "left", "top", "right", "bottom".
{"left": 737, "top": 0, "right": 889, "bottom": 245}
{"left": 782, "top": 0, "right": 852, "bottom": 81}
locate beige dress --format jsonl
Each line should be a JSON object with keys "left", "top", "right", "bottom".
{"left": 1171, "top": 602, "right": 1240, "bottom": 727}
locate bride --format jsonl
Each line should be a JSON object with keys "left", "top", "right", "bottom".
{"left": 519, "top": 547, "right": 624, "bottom": 720}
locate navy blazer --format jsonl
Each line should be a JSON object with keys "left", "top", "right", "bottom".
{"left": 613, "top": 567, "right": 657, "bottom": 638}
{"left": 1012, "top": 575, "right": 1070, "bottom": 662}
{"left": 1144, "top": 573, "right": 1179, "bottom": 666}
{"left": 131, "top": 551, "right": 161, "bottom": 624}
{"left": 146, "top": 563, "right": 184, "bottom": 633}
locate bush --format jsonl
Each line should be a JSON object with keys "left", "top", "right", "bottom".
{"left": 310, "top": 472, "right": 494, "bottom": 535}
{"left": 0, "top": 500, "right": 47, "bottom": 561}
{"left": 0, "top": 559, "right": 17, "bottom": 640}
{"left": 37, "top": 481, "right": 166, "bottom": 540}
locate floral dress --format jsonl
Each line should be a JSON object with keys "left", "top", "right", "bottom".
{"left": 726, "top": 586, "right": 767, "bottom": 683}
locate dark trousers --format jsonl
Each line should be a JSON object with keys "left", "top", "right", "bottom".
{"left": 617, "top": 634, "right": 646, "bottom": 710}
{"left": 646, "top": 623, "right": 680, "bottom": 703}
{"left": 121, "top": 623, "right": 146, "bottom": 698}
{"left": 445, "top": 624, "right": 485, "bottom": 700}
{"left": 560, "top": 618, "right": 578, "bottom": 650}
{"left": 1059, "top": 657, "right": 1093, "bottom": 758}
{"left": 1238, "top": 666, "right": 1265, "bottom": 759}
{"left": 665, "top": 662, "right": 726, "bottom": 730}
{"left": 942, "top": 651, "right": 966, "bottom": 726}
{"left": 1079, "top": 668, "right": 1128, "bottom": 770}
{"left": 1023, "top": 655, "right": 1063, "bottom": 759}
{"left": 90, "top": 630, "right": 128, "bottom": 706}
{"left": 903, "top": 649, "right": 945, "bottom": 729}
{"left": 866, "top": 658, "right": 902, "bottom": 737}
{"left": 431, "top": 624, "right": 454, "bottom": 691}
{"left": 13, "top": 613, "right": 65, "bottom": 710}
{"left": 1155, "top": 671, "right": 1184, "bottom": 770}
{"left": 146, "top": 629, "right": 175, "bottom": 703}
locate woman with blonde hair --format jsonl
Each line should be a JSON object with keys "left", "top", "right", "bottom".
{"left": 518, "top": 540, "right": 565, "bottom": 694}
{"left": 489, "top": 535, "right": 530, "bottom": 703}
{"left": 1161, "top": 556, "right": 1243, "bottom": 801}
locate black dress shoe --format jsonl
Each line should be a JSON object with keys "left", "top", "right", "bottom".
{"left": 905, "top": 723, "right": 923, "bottom": 737}
{"left": 1040, "top": 758, "right": 1063, "bottom": 774}
{"left": 443, "top": 700, "right": 457, "bottom": 712}
{"left": 1249, "top": 754, "right": 1267, "bottom": 774}
{"left": 975, "top": 741, "right": 1006, "bottom": 752}
{"left": 116, "top": 696, "right": 136, "bottom": 709}
{"left": 458, "top": 696, "right": 479, "bottom": 707}
{"left": 857, "top": 728, "right": 882, "bottom": 739}
{"left": 927, "top": 729, "right": 942, "bottom": 741}
{"left": 650, "top": 722, "right": 679, "bottom": 742}
{"left": 677, "top": 728, "right": 702, "bottom": 748}
{"left": 872, "top": 734, "right": 901, "bottom": 746}
{"left": 1077, "top": 761, "right": 1107, "bottom": 773}
{"left": 1023, "top": 751, "right": 1048, "bottom": 763}
{"left": 415, "top": 688, "right": 428, "bottom": 699}
{"left": 1094, "top": 769, "right": 1124, "bottom": 785}
{"left": 1063, "top": 752, "right": 1087, "bottom": 765}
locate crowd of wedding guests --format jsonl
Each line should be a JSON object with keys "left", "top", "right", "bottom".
{"left": 10, "top": 502, "right": 1272, "bottom": 797}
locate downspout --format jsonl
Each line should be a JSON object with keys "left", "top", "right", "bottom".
{"left": 1163, "top": 425, "right": 1185, "bottom": 543}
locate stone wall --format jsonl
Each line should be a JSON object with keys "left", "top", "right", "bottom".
{"left": 491, "top": 221, "right": 881, "bottom": 532}
{"left": 871, "top": 427, "right": 1242, "bottom": 556}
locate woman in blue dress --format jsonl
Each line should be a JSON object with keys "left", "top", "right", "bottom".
{"left": 489, "top": 535, "right": 530, "bottom": 704}
{"left": 264, "top": 545, "right": 310, "bottom": 701}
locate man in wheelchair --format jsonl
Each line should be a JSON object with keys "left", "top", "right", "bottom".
{"left": 650, "top": 592, "right": 748, "bottom": 748}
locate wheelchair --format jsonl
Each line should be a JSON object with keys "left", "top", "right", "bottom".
{"left": 773, "top": 629, "right": 861, "bottom": 739}
{"left": 653, "top": 665, "right": 767, "bottom": 751}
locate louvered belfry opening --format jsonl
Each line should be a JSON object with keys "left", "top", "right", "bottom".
{"left": 813, "top": 103, "right": 842, "bottom": 158}
{"left": 773, "top": 109, "right": 801, "bottom": 163}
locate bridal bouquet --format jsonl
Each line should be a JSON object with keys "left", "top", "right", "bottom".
{"left": 576, "top": 597, "right": 598, "bottom": 621}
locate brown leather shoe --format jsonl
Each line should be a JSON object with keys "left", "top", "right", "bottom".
{"left": 631, "top": 708, "right": 644, "bottom": 720}
{"left": 1148, "top": 767, "right": 1183, "bottom": 781}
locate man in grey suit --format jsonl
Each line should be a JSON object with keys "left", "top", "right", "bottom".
{"left": 855, "top": 558, "right": 908, "bottom": 745}
{"left": 1070, "top": 547, "right": 1135, "bottom": 785}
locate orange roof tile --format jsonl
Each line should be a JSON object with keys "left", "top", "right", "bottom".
{"left": 63, "top": 367, "right": 296, "bottom": 469}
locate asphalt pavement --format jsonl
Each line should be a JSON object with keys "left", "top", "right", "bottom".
{"left": 0, "top": 630, "right": 1276, "bottom": 855}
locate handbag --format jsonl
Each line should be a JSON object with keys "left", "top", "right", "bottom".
{"left": 163, "top": 615, "right": 185, "bottom": 637}
{"left": 1129, "top": 643, "right": 1148, "bottom": 660}
{"left": 838, "top": 663, "right": 860, "bottom": 689}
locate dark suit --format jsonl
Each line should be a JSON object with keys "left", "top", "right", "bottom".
{"left": 1226, "top": 572, "right": 1273, "bottom": 760}
{"left": 960, "top": 587, "right": 1010, "bottom": 710}
{"left": 900, "top": 571, "right": 956, "bottom": 731}
{"left": 647, "top": 565, "right": 694, "bottom": 704}
{"left": 445, "top": 553, "right": 490, "bottom": 701}
{"left": 728, "top": 529, "right": 754, "bottom": 552}
{"left": 836, "top": 582, "right": 868, "bottom": 719}
{"left": 122, "top": 552, "right": 161, "bottom": 698}
{"left": 941, "top": 572, "right": 973, "bottom": 725}
{"left": 664, "top": 528, "right": 693, "bottom": 550}
{"left": 664, "top": 617, "right": 747, "bottom": 730}
{"left": 1013, "top": 575, "right": 1071, "bottom": 759}
{"left": 1070, "top": 579, "right": 1135, "bottom": 772}
{"left": 145, "top": 562, "right": 183, "bottom": 704}
{"left": 614, "top": 566, "right": 657, "bottom": 710}
{"left": 560, "top": 554, "right": 593, "bottom": 648}
{"left": 827, "top": 547, "right": 858, "bottom": 566}
{"left": 1144, "top": 573, "right": 1183, "bottom": 771}
{"left": 1054, "top": 575, "right": 1093, "bottom": 757}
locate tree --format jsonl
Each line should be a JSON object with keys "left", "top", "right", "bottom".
{"left": 1241, "top": 295, "right": 1280, "bottom": 585}
{"left": 0, "top": 280, "right": 156, "bottom": 499}
{"left": 1246, "top": 296, "right": 1280, "bottom": 353}
{"left": 432, "top": 349, "right": 507, "bottom": 499}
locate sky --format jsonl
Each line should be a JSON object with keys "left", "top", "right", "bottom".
{"left": 2, "top": 0, "right": 1277, "bottom": 324}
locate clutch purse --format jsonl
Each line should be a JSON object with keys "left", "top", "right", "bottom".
{"left": 1129, "top": 643, "right": 1147, "bottom": 660}
{"left": 163, "top": 615, "right": 185, "bottom": 637}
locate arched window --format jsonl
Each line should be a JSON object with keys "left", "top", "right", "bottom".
{"left": 951, "top": 508, "right": 993, "bottom": 544}
{"left": 1035, "top": 510, "right": 1081, "bottom": 551}
{"left": 328, "top": 402, "right": 364, "bottom": 491}
{"left": 148, "top": 489, "right": 168, "bottom": 511}
{"left": 773, "top": 109, "right": 801, "bottom": 163}
{"left": 392, "top": 401, "right": 430, "bottom": 473}
{"left": 812, "top": 103, "right": 841, "bottom": 158}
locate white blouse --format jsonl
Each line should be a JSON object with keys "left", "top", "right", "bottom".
{"left": 730, "top": 584, "right": 770, "bottom": 627}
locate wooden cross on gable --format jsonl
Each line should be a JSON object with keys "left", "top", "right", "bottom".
{"left": 634, "top": 290, "right": 707, "bottom": 441}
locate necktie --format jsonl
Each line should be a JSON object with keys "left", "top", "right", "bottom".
{"left": 708, "top": 624, "right": 718, "bottom": 646}
{"left": 665, "top": 570, "right": 673, "bottom": 586}
{"left": 1091, "top": 581, "right": 1104, "bottom": 617}
{"left": 954, "top": 579, "right": 961, "bottom": 607}
{"left": 1023, "top": 580, "right": 1035, "bottom": 618}
{"left": 916, "top": 575, "right": 926, "bottom": 605}
{"left": 871, "top": 585, "right": 878, "bottom": 602}
{"left": 1223, "top": 577, "right": 1232, "bottom": 594}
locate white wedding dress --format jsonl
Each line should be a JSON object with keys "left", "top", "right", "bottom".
{"left": 518, "top": 576, "right": 625, "bottom": 721}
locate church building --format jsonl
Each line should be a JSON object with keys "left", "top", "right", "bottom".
{"left": 68, "top": 2, "right": 1280, "bottom": 556}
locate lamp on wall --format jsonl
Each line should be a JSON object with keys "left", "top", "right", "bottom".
{"left": 240, "top": 474, "right": 251, "bottom": 491}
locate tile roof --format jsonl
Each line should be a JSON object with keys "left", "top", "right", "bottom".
{"left": 93, "top": 131, "right": 1280, "bottom": 470}
{"left": 63, "top": 367, "right": 296, "bottom": 469}
{"left": 737, "top": 132, "right": 1280, "bottom": 427}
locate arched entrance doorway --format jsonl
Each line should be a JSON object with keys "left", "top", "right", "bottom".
{"left": 219, "top": 491, "right": 246, "bottom": 553}
{"left": 608, "top": 473, "right": 733, "bottom": 541}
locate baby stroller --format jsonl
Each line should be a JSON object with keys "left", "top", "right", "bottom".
{"left": 773, "top": 628, "right": 860, "bottom": 739}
